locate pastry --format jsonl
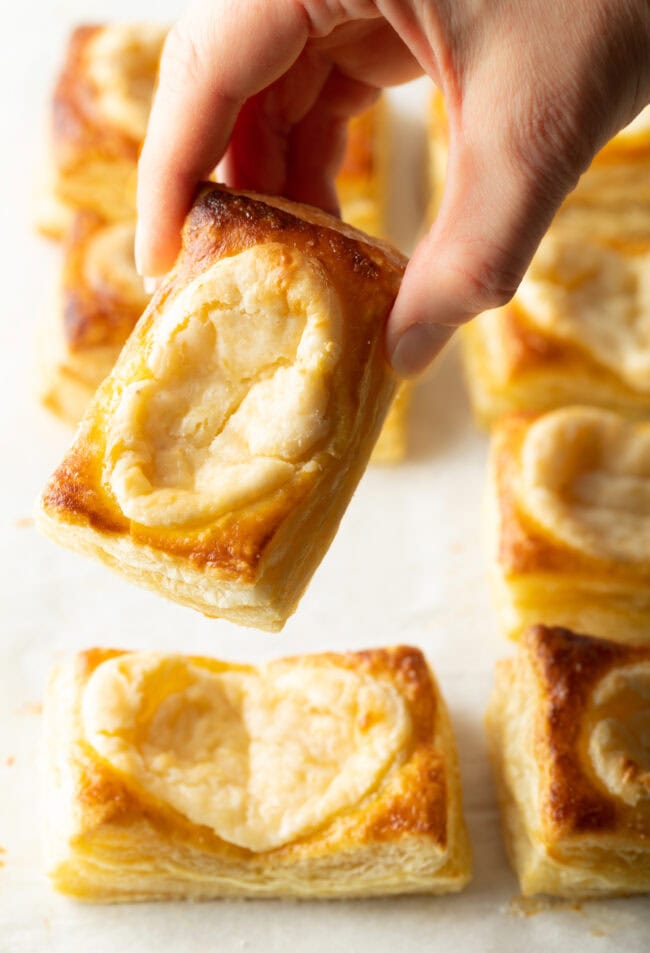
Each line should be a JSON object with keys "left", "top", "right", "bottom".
{"left": 45, "top": 22, "right": 166, "bottom": 230}
{"left": 486, "top": 624, "right": 650, "bottom": 898}
{"left": 488, "top": 406, "right": 650, "bottom": 644}
{"left": 556, "top": 104, "right": 650, "bottom": 239}
{"left": 461, "top": 230, "right": 650, "bottom": 427}
{"left": 44, "top": 644, "right": 472, "bottom": 901}
{"left": 37, "top": 185, "right": 406, "bottom": 631}
{"left": 39, "top": 212, "right": 150, "bottom": 423}
{"left": 335, "top": 99, "right": 411, "bottom": 463}
{"left": 336, "top": 101, "right": 386, "bottom": 240}
{"left": 370, "top": 382, "right": 412, "bottom": 464}
{"left": 427, "top": 88, "right": 448, "bottom": 223}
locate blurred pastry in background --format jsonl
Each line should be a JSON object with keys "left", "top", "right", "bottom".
{"left": 462, "top": 229, "right": 650, "bottom": 427}
{"left": 36, "top": 23, "right": 166, "bottom": 235}
{"left": 488, "top": 406, "right": 650, "bottom": 645}
{"left": 38, "top": 212, "right": 150, "bottom": 423}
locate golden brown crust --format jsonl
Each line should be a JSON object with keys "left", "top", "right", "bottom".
{"left": 61, "top": 212, "right": 147, "bottom": 350}
{"left": 525, "top": 626, "right": 640, "bottom": 837}
{"left": 45, "top": 645, "right": 472, "bottom": 900}
{"left": 38, "top": 185, "right": 406, "bottom": 629}
{"left": 487, "top": 625, "right": 650, "bottom": 897}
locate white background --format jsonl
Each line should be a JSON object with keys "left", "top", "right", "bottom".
{"left": 0, "top": 2, "right": 648, "bottom": 950}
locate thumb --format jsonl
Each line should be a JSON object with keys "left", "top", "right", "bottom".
{"left": 387, "top": 112, "right": 588, "bottom": 377}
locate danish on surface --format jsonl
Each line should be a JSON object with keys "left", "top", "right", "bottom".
{"left": 37, "top": 185, "right": 406, "bottom": 630}
{"left": 488, "top": 405, "right": 650, "bottom": 645}
{"left": 486, "top": 625, "right": 650, "bottom": 897}
{"left": 46, "top": 22, "right": 167, "bottom": 226}
{"left": 44, "top": 645, "right": 472, "bottom": 901}
{"left": 38, "top": 211, "right": 150, "bottom": 423}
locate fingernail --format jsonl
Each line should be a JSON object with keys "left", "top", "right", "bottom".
{"left": 144, "top": 277, "right": 160, "bottom": 295}
{"left": 390, "top": 324, "right": 454, "bottom": 378}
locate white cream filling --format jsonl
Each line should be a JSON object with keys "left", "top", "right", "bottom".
{"left": 82, "top": 653, "right": 410, "bottom": 852}
{"left": 518, "top": 407, "right": 650, "bottom": 563}
{"left": 517, "top": 233, "right": 650, "bottom": 390}
{"left": 104, "top": 244, "right": 342, "bottom": 527}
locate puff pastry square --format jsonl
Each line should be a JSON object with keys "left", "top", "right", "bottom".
{"left": 38, "top": 185, "right": 406, "bottom": 630}
{"left": 462, "top": 230, "right": 650, "bottom": 427}
{"left": 488, "top": 406, "right": 650, "bottom": 644}
{"left": 44, "top": 645, "right": 472, "bottom": 901}
{"left": 487, "top": 624, "right": 650, "bottom": 898}
{"left": 47, "top": 22, "right": 166, "bottom": 227}
{"left": 39, "top": 211, "right": 150, "bottom": 423}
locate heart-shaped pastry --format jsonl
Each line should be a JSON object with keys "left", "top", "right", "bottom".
{"left": 519, "top": 407, "right": 650, "bottom": 563}
{"left": 82, "top": 652, "right": 410, "bottom": 852}
{"left": 105, "top": 243, "right": 342, "bottom": 528}
{"left": 517, "top": 233, "right": 650, "bottom": 390}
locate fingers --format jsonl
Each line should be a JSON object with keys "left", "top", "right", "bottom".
{"left": 136, "top": 0, "right": 311, "bottom": 277}
{"left": 223, "top": 67, "right": 380, "bottom": 212}
{"left": 387, "top": 108, "right": 586, "bottom": 377}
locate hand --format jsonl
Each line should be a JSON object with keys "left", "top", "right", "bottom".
{"left": 136, "top": 0, "right": 650, "bottom": 377}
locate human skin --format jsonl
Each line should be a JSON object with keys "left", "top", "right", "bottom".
{"left": 135, "top": 0, "right": 650, "bottom": 377}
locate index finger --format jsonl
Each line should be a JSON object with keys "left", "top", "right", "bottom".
{"left": 135, "top": 0, "right": 311, "bottom": 277}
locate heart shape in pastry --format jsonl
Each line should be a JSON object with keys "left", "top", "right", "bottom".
{"left": 105, "top": 243, "right": 341, "bottom": 528}
{"left": 588, "top": 664, "right": 650, "bottom": 806}
{"left": 82, "top": 652, "right": 410, "bottom": 851}
{"left": 519, "top": 406, "right": 650, "bottom": 563}
{"left": 517, "top": 233, "right": 650, "bottom": 390}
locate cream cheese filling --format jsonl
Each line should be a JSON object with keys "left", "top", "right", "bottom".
{"left": 589, "top": 664, "right": 650, "bottom": 806}
{"left": 86, "top": 23, "right": 166, "bottom": 142}
{"left": 517, "top": 233, "right": 650, "bottom": 390}
{"left": 104, "top": 243, "right": 342, "bottom": 528}
{"left": 82, "top": 653, "right": 410, "bottom": 852}
{"left": 518, "top": 407, "right": 650, "bottom": 563}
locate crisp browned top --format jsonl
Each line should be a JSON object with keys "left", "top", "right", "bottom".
{"left": 41, "top": 185, "right": 406, "bottom": 580}
{"left": 67, "top": 645, "right": 450, "bottom": 856}
{"left": 524, "top": 625, "right": 650, "bottom": 839}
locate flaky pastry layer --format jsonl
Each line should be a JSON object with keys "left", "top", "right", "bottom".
{"left": 488, "top": 407, "right": 650, "bottom": 644}
{"left": 38, "top": 185, "right": 406, "bottom": 630}
{"left": 486, "top": 625, "right": 650, "bottom": 898}
{"left": 45, "top": 645, "right": 471, "bottom": 901}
